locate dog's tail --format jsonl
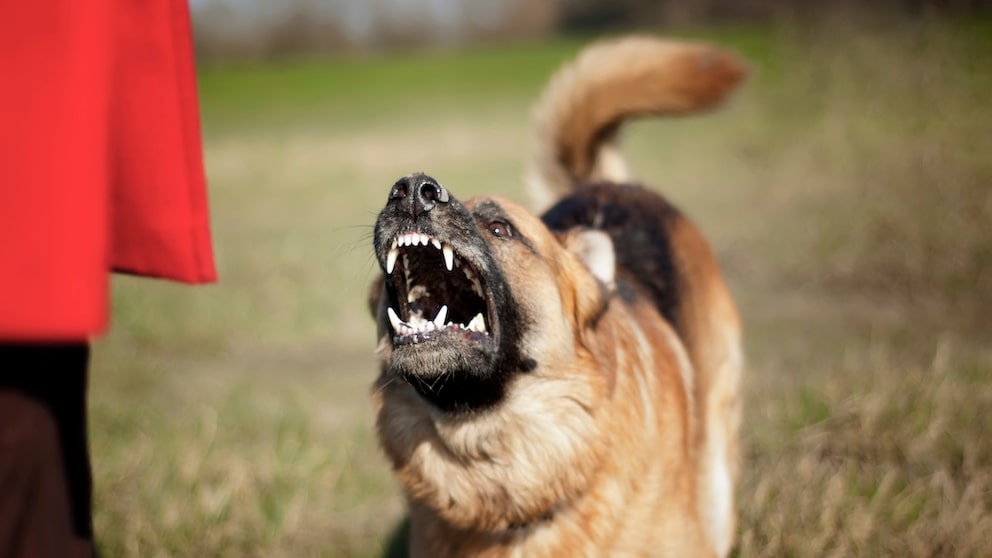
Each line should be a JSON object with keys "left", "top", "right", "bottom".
{"left": 528, "top": 37, "right": 746, "bottom": 210}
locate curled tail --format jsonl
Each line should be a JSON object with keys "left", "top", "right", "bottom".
{"left": 528, "top": 37, "right": 747, "bottom": 210}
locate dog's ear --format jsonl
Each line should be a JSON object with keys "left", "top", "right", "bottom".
{"left": 567, "top": 229, "right": 615, "bottom": 290}
{"left": 560, "top": 228, "right": 615, "bottom": 326}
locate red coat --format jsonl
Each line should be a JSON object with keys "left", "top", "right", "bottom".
{"left": 0, "top": 1, "right": 216, "bottom": 341}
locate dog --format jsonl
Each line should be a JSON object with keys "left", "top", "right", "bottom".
{"left": 368, "top": 36, "right": 746, "bottom": 557}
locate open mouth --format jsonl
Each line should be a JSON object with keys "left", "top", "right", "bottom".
{"left": 383, "top": 231, "right": 492, "bottom": 345}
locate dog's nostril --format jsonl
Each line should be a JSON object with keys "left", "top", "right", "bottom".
{"left": 389, "top": 180, "right": 408, "bottom": 201}
{"left": 419, "top": 182, "right": 440, "bottom": 203}
{"left": 416, "top": 179, "right": 450, "bottom": 212}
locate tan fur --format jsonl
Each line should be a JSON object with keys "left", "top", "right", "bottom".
{"left": 664, "top": 218, "right": 744, "bottom": 555}
{"left": 372, "top": 36, "right": 745, "bottom": 557}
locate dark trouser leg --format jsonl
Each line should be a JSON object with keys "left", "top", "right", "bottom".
{"left": 0, "top": 343, "right": 93, "bottom": 558}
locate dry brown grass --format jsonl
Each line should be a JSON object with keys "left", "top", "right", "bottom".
{"left": 737, "top": 337, "right": 992, "bottom": 556}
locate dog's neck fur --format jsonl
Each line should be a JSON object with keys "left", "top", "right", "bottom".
{"left": 375, "top": 299, "right": 710, "bottom": 557}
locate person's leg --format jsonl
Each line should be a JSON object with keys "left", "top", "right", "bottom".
{"left": 0, "top": 343, "right": 93, "bottom": 558}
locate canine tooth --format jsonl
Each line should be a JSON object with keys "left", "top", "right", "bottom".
{"left": 387, "top": 307, "right": 404, "bottom": 332}
{"left": 430, "top": 237, "right": 441, "bottom": 250}
{"left": 433, "top": 305, "right": 448, "bottom": 326}
{"left": 442, "top": 244, "right": 454, "bottom": 271}
{"left": 467, "top": 313, "right": 486, "bottom": 333}
{"left": 386, "top": 248, "right": 398, "bottom": 274}
{"left": 471, "top": 278, "right": 483, "bottom": 297}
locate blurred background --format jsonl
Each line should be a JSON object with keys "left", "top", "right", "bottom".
{"left": 92, "top": 1, "right": 991, "bottom": 556}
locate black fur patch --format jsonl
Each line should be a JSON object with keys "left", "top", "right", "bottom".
{"left": 519, "top": 358, "right": 538, "bottom": 373}
{"left": 542, "top": 182, "right": 683, "bottom": 329}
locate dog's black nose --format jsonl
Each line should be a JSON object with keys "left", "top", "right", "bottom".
{"left": 389, "top": 173, "right": 450, "bottom": 216}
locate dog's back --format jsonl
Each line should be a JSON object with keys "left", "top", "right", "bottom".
{"left": 530, "top": 37, "right": 746, "bottom": 556}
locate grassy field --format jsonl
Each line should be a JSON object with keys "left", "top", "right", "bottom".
{"left": 90, "top": 16, "right": 991, "bottom": 557}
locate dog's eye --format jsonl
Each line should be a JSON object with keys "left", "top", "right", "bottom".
{"left": 488, "top": 220, "right": 513, "bottom": 239}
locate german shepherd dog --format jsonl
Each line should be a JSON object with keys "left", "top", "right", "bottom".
{"left": 369, "top": 37, "right": 746, "bottom": 557}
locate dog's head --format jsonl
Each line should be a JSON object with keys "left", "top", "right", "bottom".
{"left": 370, "top": 173, "right": 616, "bottom": 414}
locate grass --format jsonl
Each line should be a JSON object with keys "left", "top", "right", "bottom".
{"left": 91, "top": 15, "right": 991, "bottom": 557}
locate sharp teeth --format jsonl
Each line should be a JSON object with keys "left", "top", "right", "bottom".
{"left": 431, "top": 237, "right": 441, "bottom": 250}
{"left": 433, "top": 305, "right": 448, "bottom": 326}
{"left": 408, "top": 314, "right": 425, "bottom": 329}
{"left": 471, "top": 278, "right": 483, "bottom": 297}
{"left": 386, "top": 248, "right": 398, "bottom": 274}
{"left": 442, "top": 244, "right": 454, "bottom": 271}
{"left": 419, "top": 234, "right": 430, "bottom": 246}
{"left": 467, "top": 313, "right": 486, "bottom": 333}
{"left": 398, "top": 235, "right": 407, "bottom": 247}
{"left": 387, "top": 307, "right": 404, "bottom": 332}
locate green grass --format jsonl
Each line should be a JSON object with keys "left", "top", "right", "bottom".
{"left": 91, "top": 17, "right": 991, "bottom": 557}
{"left": 196, "top": 37, "right": 589, "bottom": 135}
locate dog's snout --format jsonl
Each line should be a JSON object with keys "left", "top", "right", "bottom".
{"left": 389, "top": 173, "right": 450, "bottom": 216}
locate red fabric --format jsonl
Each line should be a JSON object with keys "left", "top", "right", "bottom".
{"left": 0, "top": 1, "right": 216, "bottom": 341}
